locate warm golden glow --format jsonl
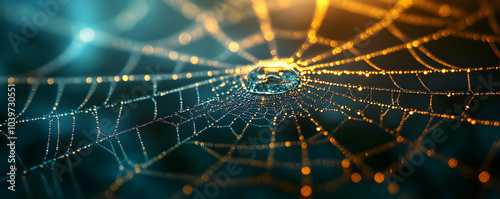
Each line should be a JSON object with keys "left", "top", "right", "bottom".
{"left": 183, "top": 185, "right": 193, "bottom": 195}
{"left": 301, "top": 185, "right": 312, "bottom": 197}
{"left": 342, "top": 159, "right": 350, "bottom": 168}
{"left": 179, "top": 32, "right": 192, "bottom": 45}
{"left": 374, "top": 173, "right": 384, "bottom": 183}
{"left": 301, "top": 166, "right": 311, "bottom": 175}
{"left": 448, "top": 158, "right": 458, "bottom": 168}
{"left": 229, "top": 42, "right": 240, "bottom": 52}
{"left": 8, "top": 77, "right": 16, "bottom": 84}
{"left": 388, "top": 183, "right": 399, "bottom": 194}
{"left": 351, "top": 173, "right": 361, "bottom": 183}
{"left": 479, "top": 171, "right": 490, "bottom": 183}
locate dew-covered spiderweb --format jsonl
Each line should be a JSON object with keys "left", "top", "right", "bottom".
{"left": 1, "top": 0, "right": 500, "bottom": 198}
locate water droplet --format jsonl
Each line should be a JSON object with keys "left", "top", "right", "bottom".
{"left": 243, "top": 62, "right": 301, "bottom": 94}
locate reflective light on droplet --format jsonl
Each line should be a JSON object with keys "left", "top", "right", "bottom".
{"left": 79, "top": 28, "right": 95, "bottom": 43}
{"left": 243, "top": 60, "right": 301, "bottom": 95}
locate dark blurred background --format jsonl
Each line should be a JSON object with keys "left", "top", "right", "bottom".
{"left": 1, "top": 0, "right": 500, "bottom": 198}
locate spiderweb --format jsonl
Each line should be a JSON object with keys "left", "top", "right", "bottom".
{"left": 2, "top": 0, "right": 500, "bottom": 198}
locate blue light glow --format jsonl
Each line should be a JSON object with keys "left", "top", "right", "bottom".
{"left": 79, "top": 28, "right": 95, "bottom": 42}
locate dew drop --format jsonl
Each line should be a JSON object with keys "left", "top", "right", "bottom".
{"left": 243, "top": 61, "right": 301, "bottom": 95}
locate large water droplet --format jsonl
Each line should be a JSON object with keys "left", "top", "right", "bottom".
{"left": 243, "top": 62, "right": 301, "bottom": 94}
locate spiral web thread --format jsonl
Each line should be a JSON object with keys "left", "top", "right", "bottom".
{"left": 2, "top": 0, "right": 500, "bottom": 198}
